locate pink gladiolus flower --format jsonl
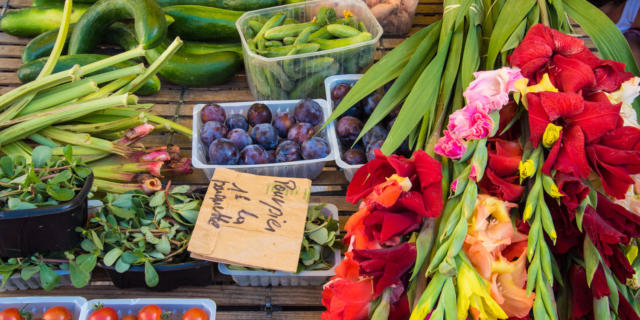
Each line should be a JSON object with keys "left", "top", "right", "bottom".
{"left": 447, "top": 103, "right": 494, "bottom": 140}
{"left": 434, "top": 131, "right": 467, "bottom": 159}
{"left": 464, "top": 67, "right": 523, "bottom": 113}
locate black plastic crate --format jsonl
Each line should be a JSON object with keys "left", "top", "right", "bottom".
{"left": 0, "top": 173, "right": 94, "bottom": 258}
{"left": 102, "top": 261, "right": 215, "bottom": 291}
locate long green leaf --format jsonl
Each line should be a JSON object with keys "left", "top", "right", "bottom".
{"left": 485, "top": 0, "right": 536, "bottom": 69}
{"left": 321, "top": 25, "right": 436, "bottom": 130}
{"left": 382, "top": 32, "right": 453, "bottom": 155}
{"left": 564, "top": 0, "right": 640, "bottom": 75}
{"left": 354, "top": 21, "right": 441, "bottom": 146}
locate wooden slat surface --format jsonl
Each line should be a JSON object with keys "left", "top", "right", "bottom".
{"left": 0, "top": 0, "right": 442, "bottom": 318}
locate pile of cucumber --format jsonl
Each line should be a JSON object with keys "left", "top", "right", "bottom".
{"left": 1, "top": 0, "right": 303, "bottom": 88}
{"left": 242, "top": 7, "right": 376, "bottom": 100}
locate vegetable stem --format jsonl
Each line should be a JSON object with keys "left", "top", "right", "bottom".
{"left": 39, "top": 127, "right": 131, "bottom": 156}
{"left": 18, "top": 81, "right": 99, "bottom": 117}
{"left": 118, "top": 37, "right": 184, "bottom": 94}
{"left": 0, "top": 66, "right": 80, "bottom": 111}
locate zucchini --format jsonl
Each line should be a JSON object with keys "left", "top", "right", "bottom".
{"left": 180, "top": 42, "right": 242, "bottom": 55}
{"left": 68, "top": 0, "right": 167, "bottom": 54}
{"left": 157, "top": 0, "right": 281, "bottom": 11}
{"left": 0, "top": 5, "right": 89, "bottom": 37}
{"left": 17, "top": 54, "right": 161, "bottom": 96}
{"left": 163, "top": 5, "right": 242, "bottom": 41}
{"left": 106, "top": 23, "right": 241, "bottom": 87}
{"left": 22, "top": 24, "right": 75, "bottom": 63}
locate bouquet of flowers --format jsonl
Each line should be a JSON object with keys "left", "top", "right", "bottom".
{"left": 322, "top": 23, "right": 640, "bottom": 320}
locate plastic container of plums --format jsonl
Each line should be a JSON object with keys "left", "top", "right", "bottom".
{"left": 325, "top": 74, "right": 412, "bottom": 181}
{"left": 192, "top": 99, "right": 337, "bottom": 180}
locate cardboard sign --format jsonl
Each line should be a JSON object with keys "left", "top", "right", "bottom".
{"left": 188, "top": 168, "right": 312, "bottom": 272}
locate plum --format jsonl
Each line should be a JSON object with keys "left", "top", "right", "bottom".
{"left": 201, "top": 104, "right": 226, "bottom": 123}
{"left": 294, "top": 99, "right": 323, "bottom": 126}
{"left": 240, "top": 144, "right": 269, "bottom": 165}
{"left": 343, "top": 149, "right": 366, "bottom": 165}
{"left": 366, "top": 139, "right": 384, "bottom": 162}
{"left": 225, "top": 114, "right": 249, "bottom": 131}
{"left": 287, "top": 122, "right": 315, "bottom": 144}
{"left": 200, "top": 121, "right": 227, "bottom": 146}
{"left": 275, "top": 140, "right": 302, "bottom": 163}
{"left": 266, "top": 150, "right": 276, "bottom": 163}
{"left": 362, "top": 125, "right": 388, "bottom": 146}
{"left": 247, "top": 103, "right": 272, "bottom": 126}
{"left": 208, "top": 138, "right": 239, "bottom": 165}
{"left": 273, "top": 112, "right": 296, "bottom": 138}
{"left": 331, "top": 83, "right": 351, "bottom": 103}
{"left": 226, "top": 128, "right": 252, "bottom": 151}
{"left": 250, "top": 123, "right": 279, "bottom": 150}
{"left": 301, "top": 137, "right": 330, "bottom": 160}
{"left": 337, "top": 116, "right": 363, "bottom": 146}
{"left": 362, "top": 92, "right": 382, "bottom": 116}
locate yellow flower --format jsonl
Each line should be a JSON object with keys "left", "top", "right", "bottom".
{"left": 518, "top": 160, "right": 535, "bottom": 180}
{"left": 386, "top": 174, "right": 412, "bottom": 192}
{"left": 457, "top": 263, "right": 508, "bottom": 320}
{"left": 527, "top": 73, "right": 558, "bottom": 93}
{"left": 542, "top": 123, "right": 563, "bottom": 148}
{"left": 312, "top": 16, "right": 317, "bottom": 23}
{"left": 343, "top": 10, "right": 354, "bottom": 19}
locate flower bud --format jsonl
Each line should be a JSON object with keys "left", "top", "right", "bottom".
{"left": 542, "top": 123, "right": 562, "bottom": 148}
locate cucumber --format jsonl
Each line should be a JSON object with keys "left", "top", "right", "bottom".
{"left": 156, "top": 0, "right": 281, "bottom": 10}
{"left": 264, "top": 22, "right": 320, "bottom": 40}
{"left": 163, "top": 5, "right": 242, "bottom": 41}
{"left": 256, "top": 43, "right": 319, "bottom": 58}
{"left": 315, "top": 7, "right": 337, "bottom": 26}
{"left": 17, "top": 54, "right": 161, "bottom": 96}
{"left": 326, "top": 24, "right": 361, "bottom": 38}
{"left": 308, "top": 26, "right": 331, "bottom": 40}
{"left": 106, "top": 23, "right": 241, "bottom": 87}
{"left": 311, "top": 32, "right": 372, "bottom": 50}
{"left": 69, "top": 0, "right": 167, "bottom": 54}
{"left": 32, "top": 0, "right": 97, "bottom": 5}
{"left": 0, "top": 6, "right": 88, "bottom": 37}
{"left": 22, "top": 24, "right": 75, "bottom": 63}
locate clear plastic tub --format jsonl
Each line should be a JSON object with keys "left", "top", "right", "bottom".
{"left": 325, "top": 74, "right": 363, "bottom": 181}
{"left": 80, "top": 299, "right": 216, "bottom": 320}
{"left": 218, "top": 203, "right": 341, "bottom": 286}
{"left": 0, "top": 297, "right": 86, "bottom": 318}
{"left": 236, "top": 0, "right": 383, "bottom": 100}
{"left": 363, "top": 0, "right": 419, "bottom": 35}
{"left": 192, "top": 100, "right": 336, "bottom": 180}
{"left": 0, "top": 270, "right": 74, "bottom": 292}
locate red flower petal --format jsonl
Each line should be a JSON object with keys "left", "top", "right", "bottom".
{"left": 554, "top": 125, "right": 591, "bottom": 178}
{"left": 569, "top": 265, "right": 593, "bottom": 318}
{"left": 414, "top": 150, "right": 443, "bottom": 217}
{"left": 508, "top": 24, "right": 555, "bottom": 80}
{"left": 591, "top": 266, "right": 611, "bottom": 299}
{"left": 489, "top": 139, "right": 522, "bottom": 176}
{"left": 556, "top": 172, "right": 590, "bottom": 215}
{"left": 542, "top": 129, "right": 563, "bottom": 176}
{"left": 346, "top": 150, "right": 395, "bottom": 203}
{"left": 479, "top": 168, "right": 524, "bottom": 202}
{"left": 363, "top": 210, "right": 420, "bottom": 243}
{"left": 588, "top": 146, "right": 636, "bottom": 199}
{"left": 352, "top": 243, "right": 417, "bottom": 297}
{"left": 322, "top": 277, "right": 373, "bottom": 320}
{"left": 596, "top": 193, "right": 640, "bottom": 239}
{"left": 527, "top": 92, "right": 584, "bottom": 147}
{"left": 568, "top": 96, "right": 621, "bottom": 143}
{"left": 592, "top": 59, "right": 634, "bottom": 93}
{"left": 551, "top": 55, "right": 595, "bottom": 92}
{"left": 617, "top": 290, "right": 640, "bottom": 320}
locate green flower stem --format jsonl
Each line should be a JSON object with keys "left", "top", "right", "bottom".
{"left": 56, "top": 114, "right": 146, "bottom": 133}
{"left": 0, "top": 94, "right": 136, "bottom": 146}
{"left": 39, "top": 127, "right": 131, "bottom": 156}
{"left": 18, "top": 81, "right": 99, "bottom": 117}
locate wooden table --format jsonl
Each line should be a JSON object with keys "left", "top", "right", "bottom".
{"left": 0, "top": 1, "right": 442, "bottom": 318}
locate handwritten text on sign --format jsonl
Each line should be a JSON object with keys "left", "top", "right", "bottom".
{"left": 188, "top": 168, "right": 311, "bottom": 272}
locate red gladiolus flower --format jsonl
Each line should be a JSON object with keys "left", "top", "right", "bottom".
{"left": 592, "top": 59, "right": 634, "bottom": 93}
{"left": 569, "top": 265, "right": 594, "bottom": 318}
{"left": 556, "top": 172, "right": 590, "bottom": 215}
{"left": 352, "top": 243, "right": 417, "bottom": 297}
{"left": 479, "top": 139, "right": 524, "bottom": 201}
{"left": 550, "top": 54, "right": 596, "bottom": 93}
{"left": 322, "top": 276, "right": 374, "bottom": 320}
{"left": 509, "top": 24, "right": 600, "bottom": 82}
{"left": 587, "top": 126, "right": 640, "bottom": 199}
{"left": 346, "top": 150, "right": 413, "bottom": 203}
{"left": 548, "top": 199, "right": 582, "bottom": 254}
{"left": 362, "top": 210, "right": 421, "bottom": 245}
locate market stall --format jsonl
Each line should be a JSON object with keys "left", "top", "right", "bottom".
{"left": 0, "top": 0, "right": 639, "bottom": 319}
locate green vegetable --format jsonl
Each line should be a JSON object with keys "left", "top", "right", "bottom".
{"left": 180, "top": 41, "right": 242, "bottom": 55}
{"left": 77, "top": 186, "right": 203, "bottom": 287}
{"left": 326, "top": 24, "right": 361, "bottom": 38}
{"left": 283, "top": 37, "right": 296, "bottom": 45}
{"left": 264, "top": 22, "right": 321, "bottom": 40}
{"left": 18, "top": 55, "right": 161, "bottom": 96}
{"left": 312, "top": 32, "right": 372, "bottom": 50}
{"left": 294, "top": 26, "right": 316, "bottom": 45}
{"left": 68, "top": 0, "right": 167, "bottom": 54}
{"left": 248, "top": 20, "right": 264, "bottom": 34}
{"left": 0, "top": 5, "right": 88, "bottom": 37}
{"left": 164, "top": 5, "right": 243, "bottom": 41}
{"left": 257, "top": 43, "right": 319, "bottom": 57}
{"left": 283, "top": 57, "right": 335, "bottom": 80}
{"left": 265, "top": 40, "right": 284, "bottom": 47}
{"left": 253, "top": 13, "right": 286, "bottom": 50}
{"left": 289, "top": 62, "right": 338, "bottom": 98}
{"left": 157, "top": 0, "right": 281, "bottom": 10}
{"left": 32, "top": 0, "right": 97, "bottom": 5}
{"left": 315, "top": 7, "right": 337, "bottom": 26}
{"left": 107, "top": 23, "right": 241, "bottom": 87}
{"left": 0, "top": 250, "right": 94, "bottom": 290}
{"left": 308, "top": 26, "right": 332, "bottom": 40}
{"left": 22, "top": 25, "right": 75, "bottom": 63}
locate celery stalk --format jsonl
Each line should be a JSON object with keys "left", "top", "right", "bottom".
{"left": 18, "top": 81, "right": 99, "bottom": 117}
{"left": 0, "top": 66, "right": 79, "bottom": 112}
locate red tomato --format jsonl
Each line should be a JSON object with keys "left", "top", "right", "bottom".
{"left": 182, "top": 308, "right": 208, "bottom": 320}
{"left": 137, "top": 306, "right": 163, "bottom": 320}
{"left": 121, "top": 316, "right": 137, "bottom": 320}
{"left": 42, "top": 306, "right": 72, "bottom": 320}
{"left": 0, "top": 308, "right": 24, "bottom": 320}
{"left": 88, "top": 307, "right": 118, "bottom": 320}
